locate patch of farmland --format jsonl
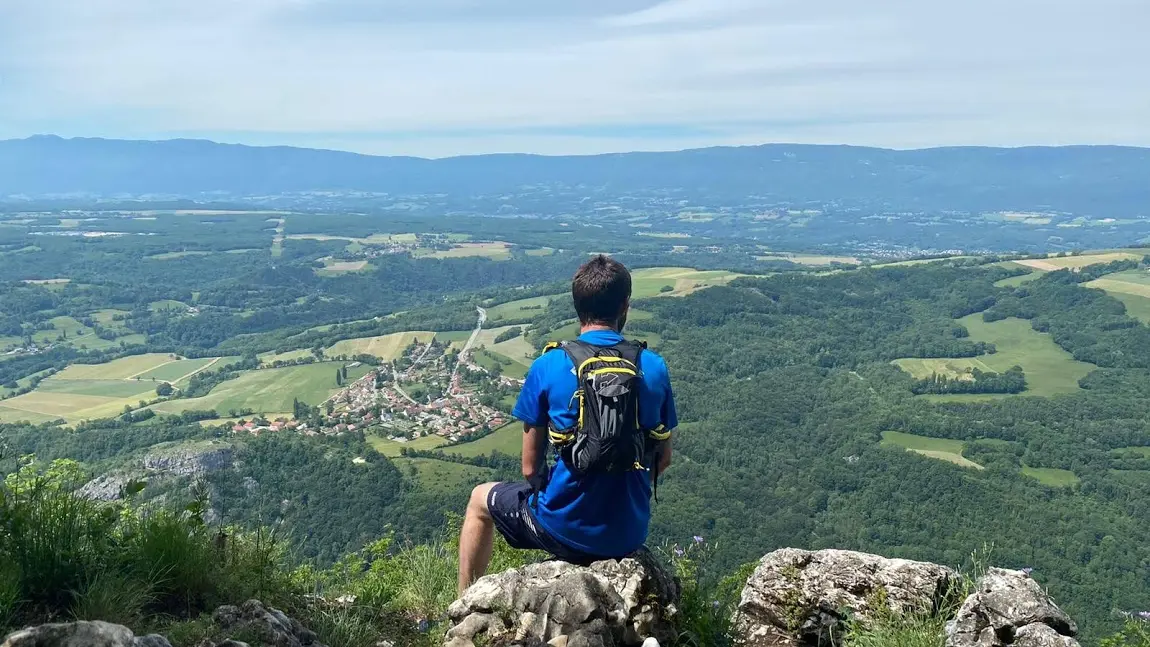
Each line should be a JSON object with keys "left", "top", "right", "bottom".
{"left": 134, "top": 357, "right": 220, "bottom": 383}
{"left": 756, "top": 253, "right": 860, "bottom": 266}
{"left": 368, "top": 433, "right": 446, "bottom": 457}
{"left": 1022, "top": 466, "right": 1080, "bottom": 487}
{"left": 35, "top": 378, "right": 160, "bottom": 398}
{"left": 630, "top": 267, "right": 744, "bottom": 298}
{"left": 414, "top": 242, "right": 512, "bottom": 260}
{"left": 485, "top": 294, "right": 560, "bottom": 322}
{"left": 326, "top": 331, "right": 435, "bottom": 360}
{"left": 446, "top": 422, "right": 521, "bottom": 457}
{"left": 1084, "top": 269, "right": 1150, "bottom": 323}
{"left": 391, "top": 457, "right": 494, "bottom": 493}
{"left": 316, "top": 258, "right": 370, "bottom": 274}
{"left": 150, "top": 362, "right": 370, "bottom": 417}
{"left": 56, "top": 354, "right": 181, "bottom": 380}
{"left": 0, "top": 405, "right": 60, "bottom": 424}
{"left": 880, "top": 431, "right": 983, "bottom": 470}
{"left": 1015, "top": 252, "right": 1144, "bottom": 272}
{"left": 893, "top": 314, "right": 1096, "bottom": 399}
{"left": 148, "top": 251, "right": 212, "bottom": 260}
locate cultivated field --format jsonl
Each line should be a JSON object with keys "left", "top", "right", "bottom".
{"left": 630, "top": 267, "right": 744, "bottom": 298}
{"left": 150, "top": 362, "right": 370, "bottom": 416}
{"left": 148, "top": 251, "right": 212, "bottom": 260}
{"left": 317, "top": 258, "right": 370, "bottom": 274}
{"left": 880, "top": 431, "right": 983, "bottom": 470}
{"left": 413, "top": 241, "right": 512, "bottom": 260}
{"left": 1022, "top": 466, "right": 1080, "bottom": 487}
{"left": 391, "top": 457, "right": 493, "bottom": 493}
{"left": 367, "top": 433, "right": 446, "bottom": 457}
{"left": 1084, "top": 269, "right": 1150, "bottom": 323}
{"left": 894, "top": 314, "right": 1096, "bottom": 399}
{"left": 56, "top": 354, "right": 184, "bottom": 380}
{"left": 485, "top": 295, "right": 560, "bottom": 322}
{"left": 994, "top": 271, "right": 1042, "bottom": 287}
{"left": 325, "top": 331, "right": 435, "bottom": 360}
{"left": 446, "top": 422, "right": 521, "bottom": 457}
{"left": 756, "top": 253, "right": 860, "bottom": 266}
{"left": 0, "top": 353, "right": 229, "bottom": 423}
{"left": 1013, "top": 251, "right": 1145, "bottom": 272}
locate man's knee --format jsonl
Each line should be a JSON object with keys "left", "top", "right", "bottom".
{"left": 467, "top": 482, "right": 498, "bottom": 521}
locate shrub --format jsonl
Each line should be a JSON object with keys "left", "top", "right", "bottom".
{"left": 1102, "top": 616, "right": 1150, "bottom": 647}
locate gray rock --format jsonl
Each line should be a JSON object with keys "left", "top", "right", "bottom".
{"left": 733, "top": 548, "right": 957, "bottom": 647}
{"left": 946, "top": 568, "right": 1079, "bottom": 647}
{"left": 212, "top": 599, "right": 326, "bottom": 647}
{"left": 444, "top": 548, "right": 678, "bottom": 647}
{"left": 144, "top": 444, "right": 232, "bottom": 477}
{"left": 78, "top": 472, "right": 138, "bottom": 501}
{"left": 1, "top": 620, "right": 172, "bottom": 647}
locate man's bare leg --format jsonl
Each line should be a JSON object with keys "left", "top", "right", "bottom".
{"left": 458, "top": 482, "right": 498, "bottom": 595}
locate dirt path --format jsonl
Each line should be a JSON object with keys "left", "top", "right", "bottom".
{"left": 450, "top": 306, "right": 487, "bottom": 392}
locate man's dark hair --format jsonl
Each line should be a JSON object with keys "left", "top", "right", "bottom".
{"left": 572, "top": 255, "right": 632, "bottom": 326}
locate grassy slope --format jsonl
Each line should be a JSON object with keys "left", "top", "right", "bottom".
{"left": 1022, "top": 466, "right": 1081, "bottom": 487}
{"left": 894, "top": 315, "right": 1095, "bottom": 400}
{"left": 326, "top": 332, "right": 435, "bottom": 360}
{"left": 880, "top": 431, "right": 983, "bottom": 470}
{"left": 151, "top": 363, "right": 370, "bottom": 415}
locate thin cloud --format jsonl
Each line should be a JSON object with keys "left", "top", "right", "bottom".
{"left": 0, "top": 0, "right": 1146, "bottom": 156}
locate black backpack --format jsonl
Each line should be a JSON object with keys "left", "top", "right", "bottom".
{"left": 543, "top": 339, "right": 669, "bottom": 480}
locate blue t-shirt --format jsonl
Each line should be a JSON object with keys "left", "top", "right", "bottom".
{"left": 512, "top": 329, "right": 677, "bottom": 557}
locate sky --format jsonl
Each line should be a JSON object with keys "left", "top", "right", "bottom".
{"left": 0, "top": 0, "right": 1147, "bottom": 157}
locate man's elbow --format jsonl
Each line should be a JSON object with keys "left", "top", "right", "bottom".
{"left": 657, "top": 442, "right": 673, "bottom": 472}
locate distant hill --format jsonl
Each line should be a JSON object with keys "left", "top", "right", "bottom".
{"left": 2, "top": 135, "right": 1149, "bottom": 216}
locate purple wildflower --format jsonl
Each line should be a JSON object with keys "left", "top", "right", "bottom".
{"left": 693, "top": 535, "right": 705, "bottom": 544}
{"left": 1019, "top": 567, "right": 1034, "bottom": 576}
{"left": 1137, "top": 611, "right": 1150, "bottom": 621}
{"left": 712, "top": 601, "right": 721, "bottom": 609}
{"left": 417, "top": 618, "right": 430, "bottom": 633}
{"left": 673, "top": 546, "right": 685, "bottom": 557}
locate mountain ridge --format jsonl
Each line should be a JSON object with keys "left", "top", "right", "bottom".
{"left": 3, "top": 135, "right": 1150, "bottom": 216}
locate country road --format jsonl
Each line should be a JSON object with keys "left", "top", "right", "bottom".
{"left": 450, "top": 306, "right": 487, "bottom": 392}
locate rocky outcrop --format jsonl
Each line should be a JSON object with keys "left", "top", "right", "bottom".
{"left": 733, "top": 548, "right": 958, "bottom": 646}
{"left": 946, "top": 568, "right": 1080, "bottom": 647}
{"left": 78, "top": 472, "right": 139, "bottom": 501}
{"left": 1, "top": 621, "right": 172, "bottom": 647}
{"left": 444, "top": 549, "right": 679, "bottom": 647}
{"left": 209, "top": 599, "right": 327, "bottom": 647}
{"left": 143, "top": 444, "right": 233, "bottom": 477}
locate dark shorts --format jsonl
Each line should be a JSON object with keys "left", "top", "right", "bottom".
{"left": 487, "top": 482, "right": 608, "bottom": 565}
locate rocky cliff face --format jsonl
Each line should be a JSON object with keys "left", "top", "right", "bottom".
{"left": 142, "top": 444, "right": 233, "bottom": 477}
{"left": 2, "top": 549, "right": 1083, "bottom": 647}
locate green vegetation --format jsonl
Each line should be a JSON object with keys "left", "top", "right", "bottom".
{"left": 895, "top": 314, "right": 1096, "bottom": 399}
{"left": 1021, "top": 466, "right": 1081, "bottom": 487}
{"left": 446, "top": 422, "right": 521, "bottom": 457}
{"left": 327, "top": 332, "right": 435, "bottom": 360}
{"left": 151, "top": 362, "right": 369, "bottom": 417}
{"left": 485, "top": 294, "right": 559, "bottom": 322}
{"left": 880, "top": 431, "right": 982, "bottom": 470}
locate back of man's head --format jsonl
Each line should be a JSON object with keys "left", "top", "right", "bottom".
{"left": 572, "top": 255, "right": 631, "bottom": 327}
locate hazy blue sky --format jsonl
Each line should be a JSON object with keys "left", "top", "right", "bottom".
{"left": 0, "top": 0, "right": 1146, "bottom": 156}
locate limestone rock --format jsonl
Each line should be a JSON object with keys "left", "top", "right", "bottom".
{"left": 144, "top": 443, "right": 233, "bottom": 477}
{"left": 444, "top": 549, "right": 679, "bottom": 647}
{"left": 946, "top": 568, "right": 1079, "bottom": 647}
{"left": 78, "top": 472, "right": 139, "bottom": 501}
{"left": 212, "top": 599, "right": 326, "bottom": 647}
{"left": 1, "top": 621, "right": 172, "bottom": 647}
{"left": 733, "top": 548, "right": 957, "bottom": 646}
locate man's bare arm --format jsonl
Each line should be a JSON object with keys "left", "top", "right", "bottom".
{"left": 658, "top": 439, "right": 673, "bottom": 473}
{"left": 522, "top": 423, "right": 548, "bottom": 479}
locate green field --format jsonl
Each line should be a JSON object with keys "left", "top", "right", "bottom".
{"left": 485, "top": 295, "right": 560, "bottom": 322}
{"left": 391, "top": 457, "right": 494, "bottom": 493}
{"left": 316, "top": 257, "right": 371, "bottom": 275}
{"left": 474, "top": 349, "right": 528, "bottom": 380}
{"left": 0, "top": 405, "right": 60, "bottom": 424}
{"left": 57, "top": 354, "right": 182, "bottom": 380}
{"left": 630, "top": 267, "right": 744, "bottom": 298}
{"left": 413, "top": 242, "right": 512, "bottom": 260}
{"left": 259, "top": 349, "right": 316, "bottom": 364}
{"left": 490, "top": 334, "right": 537, "bottom": 365}
{"left": 91, "top": 309, "right": 131, "bottom": 328}
{"left": 150, "top": 362, "right": 370, "bottom": 416}
{"left": 149, "top": 251, "right": 212, "bottom": 260}
{"left": 880, "top": 431, "right": 983, "bottom": 469}
{"left": 134, "top": 357, "right": 220, "bottom": 383}
{"left": 367, "top": 433, "right": 446, "bottom": 457}
{"left": 149, "top": 300, "right": 190, "bottom": 313}
{"left": 35, "top": 379, "right": 159, "bottom": 398}
{"left": 995, "top": 271, "right": 1042, "bottom": 287}
{"left": 326, "top": 331, "right": 434, "bottom": 360}
{"left": 445, "top": 422, "right": 521, "bottom": 457}
{"left": 1084, "top": 269, "right": 1150, "bottom": 323}
{"left": 1022, "top": 466, "right": 1080, "bottom": 487}
{"left": 894, "top": 315, "right": 1096, "bottom": 399}
{"left": 1014, "top": 251, "right": 1145, "bottom": 272}
{"left": 755, "top": 253, "right": 860, "bottom": 266}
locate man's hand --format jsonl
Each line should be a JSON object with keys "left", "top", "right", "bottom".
{"left": 522, "top": 423, "right": 548, "bottom": 478}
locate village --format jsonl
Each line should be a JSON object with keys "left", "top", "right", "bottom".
{"left": 301, "top": 338, "right": 521, "bottom": 444}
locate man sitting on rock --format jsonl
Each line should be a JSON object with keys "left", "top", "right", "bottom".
{"left": 458, "top": 255, "right": 678, "bottom": 594}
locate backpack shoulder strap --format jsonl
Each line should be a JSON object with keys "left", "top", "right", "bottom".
{"left": 559, "top": 339, "right": 600, "bottom": 376}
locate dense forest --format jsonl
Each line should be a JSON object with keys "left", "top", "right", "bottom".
{"left": 3, "top": 209, "right": 1150, "bottom": 642}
